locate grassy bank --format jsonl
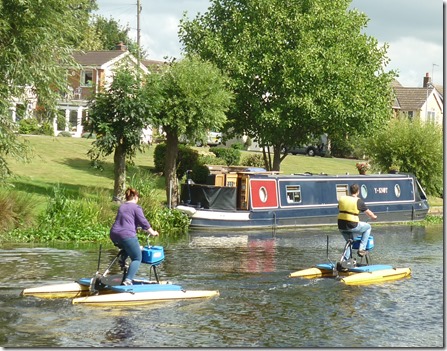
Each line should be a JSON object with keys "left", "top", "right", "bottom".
{"left": 5, "top": 135, "right": 443, "bottom": 215}
{"left": 8, "top": 136, "right": 442, "bottom": 206}
{"left": 5, "top": 135, "right": 357, "bottom": 205}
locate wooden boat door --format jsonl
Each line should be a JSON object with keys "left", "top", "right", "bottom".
{"left": 237, "top": 173, "right": 249, "bottom": 210}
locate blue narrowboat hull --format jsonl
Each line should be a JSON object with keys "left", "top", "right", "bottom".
{"left": 177, "top": 172, "right": 429, "bottom": 230}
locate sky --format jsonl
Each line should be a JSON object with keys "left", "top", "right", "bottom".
{"left": 94, "top": 0, "right": 443, "bottom": 87}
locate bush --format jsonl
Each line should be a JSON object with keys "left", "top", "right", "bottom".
{"left": 58, "top": 131, "right": 72, "bottom": 137}
{"left": 367, "top": 118, "right": 443, "bottom": 196}
{"left": 82, "top": 132, "right": 96, "bottom": 139}
{"left": 127, "top": 168, "right": 161, "bottom": 213}
{"left": 18, "top": 118, "right": 39, "bottom": 134}
{"left": 39, "top": 122, "right": 54, "bottom": 136}
{"left": 330, "top": 135, "right": 355, "bottom": 158}
{"left": 231, "top": 142, "right": 245, "bottom": 150}
{"left": 210, "top": 147, "right": 240, "bottom": 166}
{"left": 0, "top": 188, "right": 38, "bottom": 234}
{"left": 191, "top": 163, "right": 210, "bottom": 184}
{"left": 128, "top": 168, "right": 190, "bottom": 238}
{"left": 241, "top": 153, "right": 265, "bottom": 168}
{"left": 153, "top": 143, "right": 167, "bottom": 173}
{"left": 146, "top": 207, "right": 190, "bottom": 241}
{"left": 5, "top": 186, "right": 111, "bottom": 243}
{"left": 176, "top": 144, "right": 199, "bottom": 179}
{"left": 153, "top": 143, "right": 202, "bottom": 179}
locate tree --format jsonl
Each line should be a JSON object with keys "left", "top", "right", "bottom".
{"left": 88, "top": 67, "right": 158, "bottom": 200}
{"left": 366, "top": 118, "right": 443, "bottom": 197}
{"left": 179, "top": 0, "right": 395, "bottom": 171}
{"left": 78, "top": 15, "right": 147, "bottom": 59}
{"left": 0, "top": 0, "right": 97, "bottom": 181}
{"left": 145, "top": 55, "right": 233, "bottom": 207}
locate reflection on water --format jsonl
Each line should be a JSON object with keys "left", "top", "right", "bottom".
{"left": 0, "top": 224, "right": 443, "bottom": 348}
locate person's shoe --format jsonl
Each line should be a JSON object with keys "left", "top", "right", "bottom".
{"left": 122, "top": 279, "right": 132, "bottom": 286}
{"left": 358, "top": 250, "right": 368, "bottom": 257}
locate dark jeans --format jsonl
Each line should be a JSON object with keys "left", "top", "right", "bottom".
{"left": 112, "top": 236, "right": 142, "bottom": 282}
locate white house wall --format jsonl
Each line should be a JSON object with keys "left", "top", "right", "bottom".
{"left": 421, "top": 90, "right": 443, "bottom": 124}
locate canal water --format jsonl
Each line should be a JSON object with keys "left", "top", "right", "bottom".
{"left": 0, "top": 224, "right": 443, "bottom": 348}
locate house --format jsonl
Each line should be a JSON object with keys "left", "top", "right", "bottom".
{"left": 392, "top": 73, "right": 443, "bottom": 125}
{"left": 56, "top": 42, "right": 156, "bottom": 137}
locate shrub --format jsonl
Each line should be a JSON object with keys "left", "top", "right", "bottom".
{"left": 18, "top": 118, "right": 39, "bottom": 134}
{"left": 330, "top": 135, "right": 355, "bottom": 158}
{"left": 191, "top": 163, "right": 210, "bottom": 184}
{"left": 82, "top": 132, "right": 96, "bottom": 139}
{"left": 58, "top": 131, "right": 72, "bottom": 137}
{"left": 153, "top": 143, "right": 167, "bottom": 173}
{"left": 38, "top": 122, "right": 54, "bottom": 136}
{"left": 127, "top": 168, "right": 161, "bottom": 213}
{"left": 209, "top": 147, "right": 240, "bottom": 166}
{"left": 367, "top": 118, "right": 443, "bottom": 196}
{"left": 241, "top": 153, "right": 265, "bottom": 168}
{"left": 153, "top": 143, "right": 201, "bottom": 179}
{"left": 146, "top": 207, "right": 190, "bottom": 241}
{"left": 231, "top": 142, "right": 244, "bottom": 150}
{"left": 176, "top": 144, "right": 199, "bottom": 179}
{"left": 0, "top": 188, "right": 38, "bottom": 234}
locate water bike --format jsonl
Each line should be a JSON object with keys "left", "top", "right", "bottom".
{"left": 289, "top": 235, "right": 411, "bottom": 285}
{"left": 21, "top": 237, "right": 219, "bottom": 306}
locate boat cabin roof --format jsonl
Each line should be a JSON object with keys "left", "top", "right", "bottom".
{"left": 206, "top": 165, "right": 281, "bottom": 175}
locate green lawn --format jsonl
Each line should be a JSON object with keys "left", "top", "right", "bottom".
{"left": 5, "top": 135, "right": 442, "bottom": 208}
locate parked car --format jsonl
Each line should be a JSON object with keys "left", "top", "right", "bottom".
{"left": 180, "top": 131, "right": 222, "bottom": 147}
{"left": 195, "top": 131, "right": 222, "bottom": 147}
{"left": 286, "top": 134, "right": 328, "bottom": 157}
{"left": 287, "top": 144, "right": 326, "bottom": 157}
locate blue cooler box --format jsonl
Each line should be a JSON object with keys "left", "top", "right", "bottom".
{"left": 141, "top": 246, "right": 164, "bottom": 265}
{"left": 352, "top": 235, "right": 374, "bottom": 250}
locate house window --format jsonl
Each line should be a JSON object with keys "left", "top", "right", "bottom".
{"left": 427, "top": 111, "right": 435, "bottom": 123}
{"left": 81, "top": 70, "right": 93, "bottom": 87}
{"left": 286, "top": 185, "right": 301, "bottom": 203}
{"left": 69, "top": 110, "right": 78, "bottom": 131}
{"left": 407, "top": 111, "right": 414, "bottom": 121}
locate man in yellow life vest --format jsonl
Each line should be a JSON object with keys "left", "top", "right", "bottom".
{"left": 338, "top": 183, "right": 377, "bottom": 261}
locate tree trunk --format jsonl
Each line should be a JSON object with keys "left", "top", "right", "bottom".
{"left": 272, "top": 146, "right": 282, "bottom": 171}
{"left": 113, "top": 143, "right": 126, "bottom": 201}
{"left": 326, "top": 137, "right": 332, "bottom": 157}
{"left": 164, "top": 131, "right": 179, "bottom": 208}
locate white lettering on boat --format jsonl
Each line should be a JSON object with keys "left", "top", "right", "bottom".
{"left": 374, "top": 187, "right": 388, "bottom": 194}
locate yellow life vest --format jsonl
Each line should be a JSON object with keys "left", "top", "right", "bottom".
{"left": 338, "top": 196, "right": 360, "bottom": 222}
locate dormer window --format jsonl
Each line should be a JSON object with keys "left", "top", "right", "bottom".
{"left": 81, "top": 70, "right": 93, "bottom": 87}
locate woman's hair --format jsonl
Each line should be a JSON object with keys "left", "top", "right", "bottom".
{"left": 125, "top": 188, "right": 139, "bottom": 201}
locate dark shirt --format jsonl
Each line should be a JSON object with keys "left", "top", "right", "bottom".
{"left": 110, "top": 202, "right": 151, "bottom": 241}
{"left": 338, "top": 197, "right": 368, "bottom": 230}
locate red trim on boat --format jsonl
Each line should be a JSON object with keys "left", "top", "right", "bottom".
{"left": 250, "top": 179, "right": 278, "bottom": 209}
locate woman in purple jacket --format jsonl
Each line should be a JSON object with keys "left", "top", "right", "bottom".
{"left": 110, "top": 188, "right": 159, "bottom": 285}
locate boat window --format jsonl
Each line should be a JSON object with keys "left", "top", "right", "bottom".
{"left": 259, "top": 186, "right": 268, "bottom": 203}
{"left": 336, "top": 184, "right": 348, "bottom": 200}
{"left": 394, "top": 184, "right": 401, "bottom": 198}
{"left": 361, "top": 184, "right": 368, "bottom": 198}
{"left": 286, "top": 185, "right": 301, "bottom": 203}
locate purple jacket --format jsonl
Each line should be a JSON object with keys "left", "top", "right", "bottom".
{"left": 110, "top": 202, "right": 151, "bottom": 241}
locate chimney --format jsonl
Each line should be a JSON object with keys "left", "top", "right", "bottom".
{"left": 115, "top": 42, "right": 127, "bottom": 51}
{"left": 423, "top": 72, "right": 432, "bottom": 88}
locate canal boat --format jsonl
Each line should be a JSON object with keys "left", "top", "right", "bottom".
{"left": 21, "top": 243, "right": 219, "bottom": 306}
{"left": 289, "top": 235, "right": 411, "bottom": 285}
{"left": 177, "top": 166, "right": 429, "bottom": 230}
